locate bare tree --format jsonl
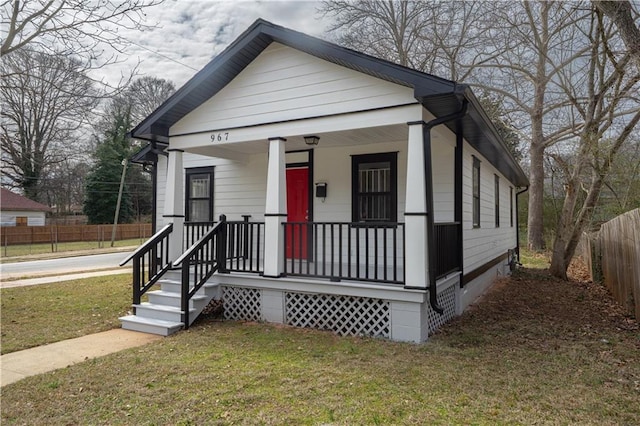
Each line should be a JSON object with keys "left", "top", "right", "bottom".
{"left": 1, "top": 0, "right": 163, "bottom": 58}
{"left": 321, "top": 0, "right": 500, "bottom": 82}
{"left": 93, "top": 75, "right": 174, "bottom": 141}
{"left": 600, "top": 138, "right": 640, "bottom": 215}
{"left": 322, "top": 1, "right": 590, "bottom": 251}
{"left": 40, "top": 159, "right": 91, "bottom": 215}
{"left": 594, "top": 1, "right": 640, "bottom": 66}
{"left": 125, "top": 76, "right": 175, "bottom": 126}
{"left": 470, "top": 1, "right": 594, "bottom": 250}
{"left": 0, "top": 48, "right": 99, "bottom": 201}
{"left": 548, "top": 9, "right": 640, "bottom": 279}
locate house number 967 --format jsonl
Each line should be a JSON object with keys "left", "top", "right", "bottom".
{"left": 210, "top": 132, "right": 229, "bottom": 142}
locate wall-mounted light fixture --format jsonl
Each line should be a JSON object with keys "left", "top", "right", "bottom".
{"left": 304, "top": 135, "right": 320, "bottom": 146}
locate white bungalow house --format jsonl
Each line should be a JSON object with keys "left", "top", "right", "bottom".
{"left": 120, "top": 19, "right": 528, "bottom": 343}
{"left": 0, "top": 188, "right": 51, "bottom": 226}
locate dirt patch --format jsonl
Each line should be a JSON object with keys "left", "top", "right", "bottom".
{"left": 436, "top": 257, "right": 639, "bottom": 350}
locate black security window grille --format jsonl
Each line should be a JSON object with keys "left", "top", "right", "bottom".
{"left": 352, "top": 153, "right": 397, "bottom": 222}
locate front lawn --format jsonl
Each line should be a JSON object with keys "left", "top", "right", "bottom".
{"left": 0, "top": 274, "right": 131, "bottom": 354}
{"left": 1, "top": 264, "right": 638, "bottom": 424}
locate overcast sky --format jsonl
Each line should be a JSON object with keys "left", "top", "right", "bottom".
{"left": 98, "top": 0, "right": 332, "bottom": 88}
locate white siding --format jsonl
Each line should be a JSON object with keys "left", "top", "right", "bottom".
{"left": 0, "top": 211, "right": 45, "bottom": 227}
{"left": 156, "top": 152, "right": 268, "bottom": 228}
{"left": 431, "top": 138, "right": 455, "bottom": 223}
{"left": 313, "top": 140, "right": 408, "bottom": 222}
{"left": 171, "top": 43, "right": 416, "bottom": 135}
{"left": 461, "top": 141, "right": 518, "bottom": 274}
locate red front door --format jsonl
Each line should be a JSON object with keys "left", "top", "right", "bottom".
{"left": 286, "top": 167, "right": 309, "bottom": 259}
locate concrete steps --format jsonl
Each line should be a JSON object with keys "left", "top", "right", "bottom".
{"left": 120, "top": 269, "right": 218, "bottom": 336}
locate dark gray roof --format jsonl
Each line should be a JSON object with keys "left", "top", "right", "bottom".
{"left": 131, "top": 19, "right": 527, "bottom": 187}
{"left": 130, "top": 141, "right": 168, "bottom": 165}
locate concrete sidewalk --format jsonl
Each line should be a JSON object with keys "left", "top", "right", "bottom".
{"left": 1, "top": 329, "right": 162, "bottom": 387}
{"left": 0, "top": 268, "right": 131, "bottom": 288}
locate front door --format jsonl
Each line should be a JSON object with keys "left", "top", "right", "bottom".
{"left": 286, "top": 167, "right": 309, "bottom": 259}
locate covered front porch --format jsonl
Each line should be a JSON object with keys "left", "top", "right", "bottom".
{"left": 122, "top": 113, "right": 464, "bottom": 342}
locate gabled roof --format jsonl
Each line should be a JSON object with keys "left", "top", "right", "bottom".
{"left": 131, "top": 19, "right": 528, "bottom": 187}
{"left": 0, "top": 188, "right": 51, "bottom": 212}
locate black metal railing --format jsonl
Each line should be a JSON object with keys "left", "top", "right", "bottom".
{"left": 174, "top": 215, "right": 227, "bottom": 329}
{"left": 283, "top": 222, "right": 405, "bottom": 284}
{"left": 224, "top": 217, "right": 264, "bottom": 274}
{"left": 433, "top": 222, "right": 461, "bottom": 279}
{"left": 119, "top": 223, "right": 173, "bottom": 308}
{"left": 184, "top": 221, "right": 216, "bottom": 251}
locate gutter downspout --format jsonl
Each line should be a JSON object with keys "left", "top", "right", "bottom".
{"left": 515, "top": 186, "right": 529, "bottom": 264}
{"left": 423, "top": 96, "right": 469, "bottom": 315}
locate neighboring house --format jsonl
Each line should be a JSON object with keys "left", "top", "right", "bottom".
{"left": 0, "top": 188, "right": 51, "bottom": 226}
{"left": 120, "top": 19, "right": 528, "bottom": 342}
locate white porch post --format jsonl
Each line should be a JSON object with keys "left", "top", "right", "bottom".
{"left": 263, "top": 137, "right": 287, "bottom": 277}
{"left": 163, "top": 148, "right": 185, "bottom": 262}
{"left": 404, "top": 122, "right": 429, "bottom": 289}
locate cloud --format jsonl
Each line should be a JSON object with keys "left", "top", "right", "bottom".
{"left": 92, "top": 0, "right": 332, "bottom": 89}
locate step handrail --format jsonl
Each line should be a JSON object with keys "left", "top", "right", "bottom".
{"left": 119, "top": 223, "right": 173, "bottom": 266}
{"left": 119, "top": 223, "right": 174, "bottom": 308}
{"left": 174, "top": 215, "right": 227, "bottom": 328}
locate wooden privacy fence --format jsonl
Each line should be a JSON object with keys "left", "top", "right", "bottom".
{"left": 0, "top": 223, "right": 152, "bottom": 246}
{"left": 580, "top": 208, "right": 640, "bottom": 319}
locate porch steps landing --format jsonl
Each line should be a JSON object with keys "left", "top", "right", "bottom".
{"left": 119, "top": 270, "right": 217, "bottom": 336}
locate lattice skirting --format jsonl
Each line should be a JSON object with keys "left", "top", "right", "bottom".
{"left": 222, "top": 286, "right": 261, "bottom": 321}
{"left": 427, "top": 282, "right": 457, "bottom": 335}
{"left": 285, "top": 292, "right": 391, "bottom": 338}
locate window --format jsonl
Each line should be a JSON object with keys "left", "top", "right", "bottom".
{"left": 510, "top": 187, "right": 514, "bottom": 227}
{"left": 16, "top": 217, "right": 27, "bottom": 226}
{"left": 352, "top": 152, "right": 397, "bottom": 222}
{"left": 185, "top": 167, "right": 214, "bottom": 222}
{"left": 494, "top": 175, "right": 500, "bottom": 227}
{"left": 472, "top": 156, "right": 480, "bottom": 228}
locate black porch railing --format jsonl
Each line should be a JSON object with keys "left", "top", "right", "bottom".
{"left": 224, "top": 218, "right": 264, "bottom": 274}
{"left": 184, "top": 221, "right": 217, "bottom": 251}
{"left": 433, "top": 222, "right": 461, "bottom": 279}
{"left": 283, "top": 222, "right": 405, "bottom": 284}
{"left": 174, "top": 216, "right": 227, "bottom": 329}
{"left": 119, "top": 223, "right": 173, "bottom": 308}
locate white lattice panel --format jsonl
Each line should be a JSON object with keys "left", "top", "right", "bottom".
{"left": 427, "top": 283, "right": 457, "bottom": 335}
{"left": 285, "top": 292, "right": 390, "bottom": 338}
{"left": 222, "top": 286, "right": 261, "bottom": 321}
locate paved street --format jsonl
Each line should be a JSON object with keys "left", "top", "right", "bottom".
{"left": 0, "top": 251, "right": 133, "bottom": 281}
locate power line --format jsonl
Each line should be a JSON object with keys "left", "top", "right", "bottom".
{"left": 127, "top": 40, "right": 199, "bottom": 72}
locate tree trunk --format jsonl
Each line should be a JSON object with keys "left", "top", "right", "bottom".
{"left": 550, "top": 173, "right": 607, "bottom": 280}
{"left": 549, "top": 182, "right": 579, "bottom": 279}
{"left": 527, "top": 141, "right": 546, "bottom": 250}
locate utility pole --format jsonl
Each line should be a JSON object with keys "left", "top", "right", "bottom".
{"left": 111, "top": 159, "right": 128, "bottom": 247}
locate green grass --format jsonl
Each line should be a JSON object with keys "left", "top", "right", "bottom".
{"left": 1, "top": 268, "right": 638, "bottom": 424}
{"left": 519, "top": 247, "right": 550, "bottom": 269}
{"left": 1, "top": 319, "right": 638, "bottom": 425}
{"left": 0, "top": 274, "right": 132, "bottom": 354}
{"left": 0, "top": 238, "right": 143, "bottom": 260}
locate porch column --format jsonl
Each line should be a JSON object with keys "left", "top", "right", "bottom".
{"left": 263, "top": 137, "right": 287, "bottom": 277}
{"left": 163, "top": 148, "right": 185, "bottom": 262}
{"left": 404, "top": 122, "right": 429, "bottom": 289}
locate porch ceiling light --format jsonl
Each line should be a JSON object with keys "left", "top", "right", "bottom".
{"left": 304, "top": 135, "right": 320, "bottom": 146}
